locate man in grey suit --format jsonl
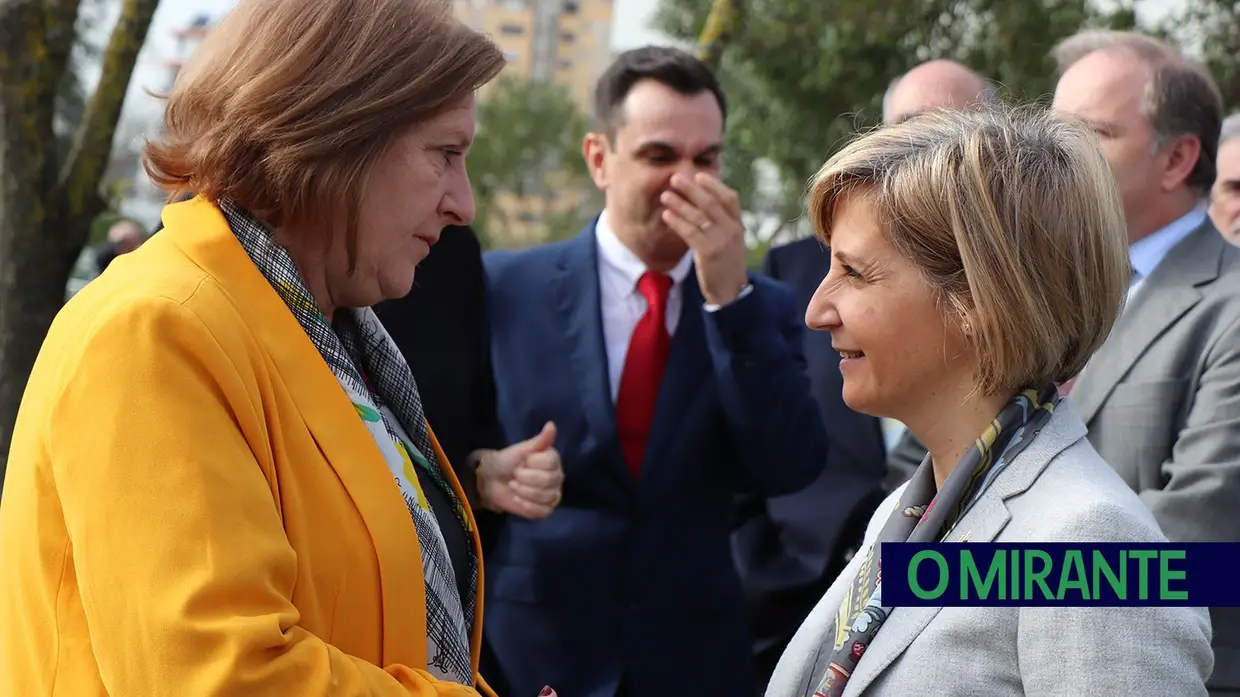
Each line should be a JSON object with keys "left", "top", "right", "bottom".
{"left": 887, "top": 30, "right": 1240, "bottom": 694}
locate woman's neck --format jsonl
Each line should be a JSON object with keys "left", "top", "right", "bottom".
{"left": 280, "top": 234, "right": 337, "bottom": 320}
{"left": 907, "top": 389, "right": 1015, "bottom": 490}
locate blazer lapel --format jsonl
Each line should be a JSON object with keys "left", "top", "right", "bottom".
{"left": 642, "top": 271, "right": 712, "bottom": 479}
{"left": 847, "top": 403, "right": 1089, "bottom": 694}
{"left": 843, "top": 604, "right": 943, "bottom": 694}
{"left": 1073, "top": 222, "right": 1222, "bottom": 424}
{"left": 163, "top": 197, "right": 428, "bottom": 663}
{"left": 553, "top": 225, "right": 631, "bottom": 486}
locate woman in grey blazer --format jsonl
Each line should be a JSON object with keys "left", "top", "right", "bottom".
{"left": 767, "top": 107, "right": 1214, "bottom": 696}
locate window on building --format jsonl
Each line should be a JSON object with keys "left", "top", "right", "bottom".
{"left": 562, "top": 1, "right": 580, "bottom": 13}
{"left": 560, "top": 32, "right": 575, "bottom": 43}
{"left": 557, "top": 59, "right": 574, "bottom": 70}
{"left": 499, "top": 23, "right": 525, "bottom": 35}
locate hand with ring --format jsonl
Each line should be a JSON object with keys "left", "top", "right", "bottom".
{"left": 659, "top": 172, "right": 750, "bottom": 306}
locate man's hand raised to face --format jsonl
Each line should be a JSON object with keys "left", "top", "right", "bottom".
{"left": 659, "top": 172, "right": 750, "bottom": 307}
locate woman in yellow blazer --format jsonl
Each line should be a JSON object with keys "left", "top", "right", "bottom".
{"left": 0, "top": 0, "right": 564, "bottom": 695}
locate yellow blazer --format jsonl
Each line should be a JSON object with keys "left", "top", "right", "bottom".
{"left": 0, "top": 197, "right": 497, "bottom": 697}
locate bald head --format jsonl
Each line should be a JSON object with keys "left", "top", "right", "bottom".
{"left": 883, "top": 60, "right": 993, "bottom": 124}
{"left": 106, "top": 220, "right": 144, "bottom": 255}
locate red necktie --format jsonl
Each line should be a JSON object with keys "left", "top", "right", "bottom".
{"left": 615, "top": 271, "right": 673, "bottom": 478}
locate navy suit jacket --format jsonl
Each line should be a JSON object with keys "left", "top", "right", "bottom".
{"left": 482, "top": 224, "right": 828, "bottom": 697}
{"left": 731, "top": 236, "right": 888, "bottom": 679}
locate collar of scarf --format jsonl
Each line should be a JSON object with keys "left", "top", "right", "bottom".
{"left": 811, "top": 386, "right": 1059, "bottom": 697}
{"left": 219, "top": 200, "right": 476, "bottom": 685}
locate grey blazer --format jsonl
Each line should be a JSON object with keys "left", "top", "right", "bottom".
{"left": 769, "top": 401, "right": 1213, "bottom": 697}
{"left": 888, "top": 219, "right": 1240, "bottom": 687}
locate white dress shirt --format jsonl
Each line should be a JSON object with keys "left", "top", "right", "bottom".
{"left": 595, "top": 211, "right": 695, "bottom": 403}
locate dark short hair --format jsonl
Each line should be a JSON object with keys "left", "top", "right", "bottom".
{"left": 592, "top": 45, "right": 727, "bottom": 138}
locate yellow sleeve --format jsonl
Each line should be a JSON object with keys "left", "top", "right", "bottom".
{"left": 47, "top": 296, "right": 480, "bottom": 697}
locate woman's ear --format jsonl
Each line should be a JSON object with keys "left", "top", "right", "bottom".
{"left": 958, "top": 310, "right": 975, "bottom": 337}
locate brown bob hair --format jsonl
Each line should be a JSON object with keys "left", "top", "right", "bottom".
{"left": 144, "top": 0, "right": 505, "bottom": 258}
{"left": 807, "top": 106, "right": 1131, "bottom": 396}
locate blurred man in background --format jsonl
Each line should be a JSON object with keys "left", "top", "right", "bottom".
{"left": 1210, "top": 112, "right": 1240, "bottom": 244}
{"left": 95, "top": 219, "right": 146, "bottom": 272}
{"left": 882, "top": 59, "right": 995, "bottom": 124}
{"left": 483, "top": 46, "right": 827, "bottom": 697}
{"left": 65, "top": 219, "right": 148, "bottom": 300}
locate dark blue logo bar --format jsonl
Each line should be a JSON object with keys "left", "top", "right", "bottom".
{"left": 882, "top": 542, "right": 1240, "bottom": 607}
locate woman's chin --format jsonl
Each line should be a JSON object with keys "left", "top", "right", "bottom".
{"left": 841, "top": 383, "right": 884, "bottom": 418}
{"left": 375, "top": 267, "right": 418, "bottom": 303}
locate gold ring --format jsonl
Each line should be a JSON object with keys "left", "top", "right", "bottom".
{"left": 699, "top": 220, "right": 713, "bottom": 231}
{"left": 552, "top": 490, "right": 563, "bottom": 506}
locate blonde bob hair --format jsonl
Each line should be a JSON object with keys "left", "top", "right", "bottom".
{"left": 807, "top": 106, "right": 1130, "bottom": 395}
{"left": 144, "top": 0, "right": 505, "bottom": 262}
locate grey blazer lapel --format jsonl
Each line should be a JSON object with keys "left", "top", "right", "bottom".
{"left": 844, "top": 404, "right": 1089, "bottom": 695}
{"left": 1073, "top": 222, "right": 1223, "bottom": 424}
{"left": 842, "top": 604, "right": 942, "bottom": 694}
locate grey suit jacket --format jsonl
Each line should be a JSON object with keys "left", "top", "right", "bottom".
{"left": 768, "top": 401, "right": 1214, "bottom": 697}
{"left": 887, "top": 219, "right": 1240, "bottom": 686}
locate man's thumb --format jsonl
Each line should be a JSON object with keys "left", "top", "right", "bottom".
{"left": 522, "top": 421, "right": 557, "bottom": 453}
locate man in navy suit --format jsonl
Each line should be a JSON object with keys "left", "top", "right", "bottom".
{"left": 482, "top": 46, "right": 828, "bottom": 697}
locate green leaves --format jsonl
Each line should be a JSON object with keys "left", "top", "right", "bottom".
{"left": 469, "top": 76, "right": 599, "bottom": 248}
{"left": 1163, "top": 0, "right": 1240, "bottom": 109}
{"left": 655, "top": 0, "right": 1143, "bottom": 251}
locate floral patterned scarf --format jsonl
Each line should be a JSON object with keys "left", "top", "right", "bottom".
{"left": 810, "top": 386, "right": 1059, "bottom": 696}
{"left": 220, "top": 201, "right": 476, "bottom": 684}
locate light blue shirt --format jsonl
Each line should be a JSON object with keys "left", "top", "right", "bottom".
{"left": 1127, "top": 202, "right": 1207, "bottom": 300}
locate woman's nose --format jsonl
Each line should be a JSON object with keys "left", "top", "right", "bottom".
{"left": 805, "top": 278, "right": 841, "bottom": 332}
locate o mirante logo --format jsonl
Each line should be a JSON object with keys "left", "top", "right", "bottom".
{"left": 882, "top": 543, "right": 1240, "bottom": 607}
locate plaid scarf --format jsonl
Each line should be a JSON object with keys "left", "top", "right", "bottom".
{"left": 221, "top": 201, "right": 476, "bottom": 684}
{"left": 811, "top": 386, "right": 1059, "bottom": 696}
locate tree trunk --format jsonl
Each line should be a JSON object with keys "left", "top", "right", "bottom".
{"left": 0, "top": 0, "right": 160, "bottom": 488}
{"left": 696, "top": 0, "right": 743, "bottom": 71}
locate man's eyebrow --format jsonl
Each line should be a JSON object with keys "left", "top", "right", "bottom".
{"left": 632, "top": 141, "right": 724, "bottom": 156}
{"left": 633, "top": 140, "right": 678, "bottom": 154}
{"left": 694, "top": 143, "right": 724, "bottom": 158}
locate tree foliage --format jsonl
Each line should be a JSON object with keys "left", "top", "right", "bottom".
{"left": 658, "top": 0, "right": 1140, "bottom": 251}
{"left": 0, "top": 0, "right": 160, "bottom": 477}
{"left": 1160, "top": 0, "right": 1240, "bottom": 109}
{"left": 469, "top": 76, "right": 600, "bottom": 248}
{"left": 695, "top": 0, "right": 742, "bottom": 70}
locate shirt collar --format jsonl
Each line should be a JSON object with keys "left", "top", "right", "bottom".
{"left": 1129, "top": 202, "right": 1207, "bottom": 282}
{"left": 595, "top": 209, "right": 693, "bottom": 291}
